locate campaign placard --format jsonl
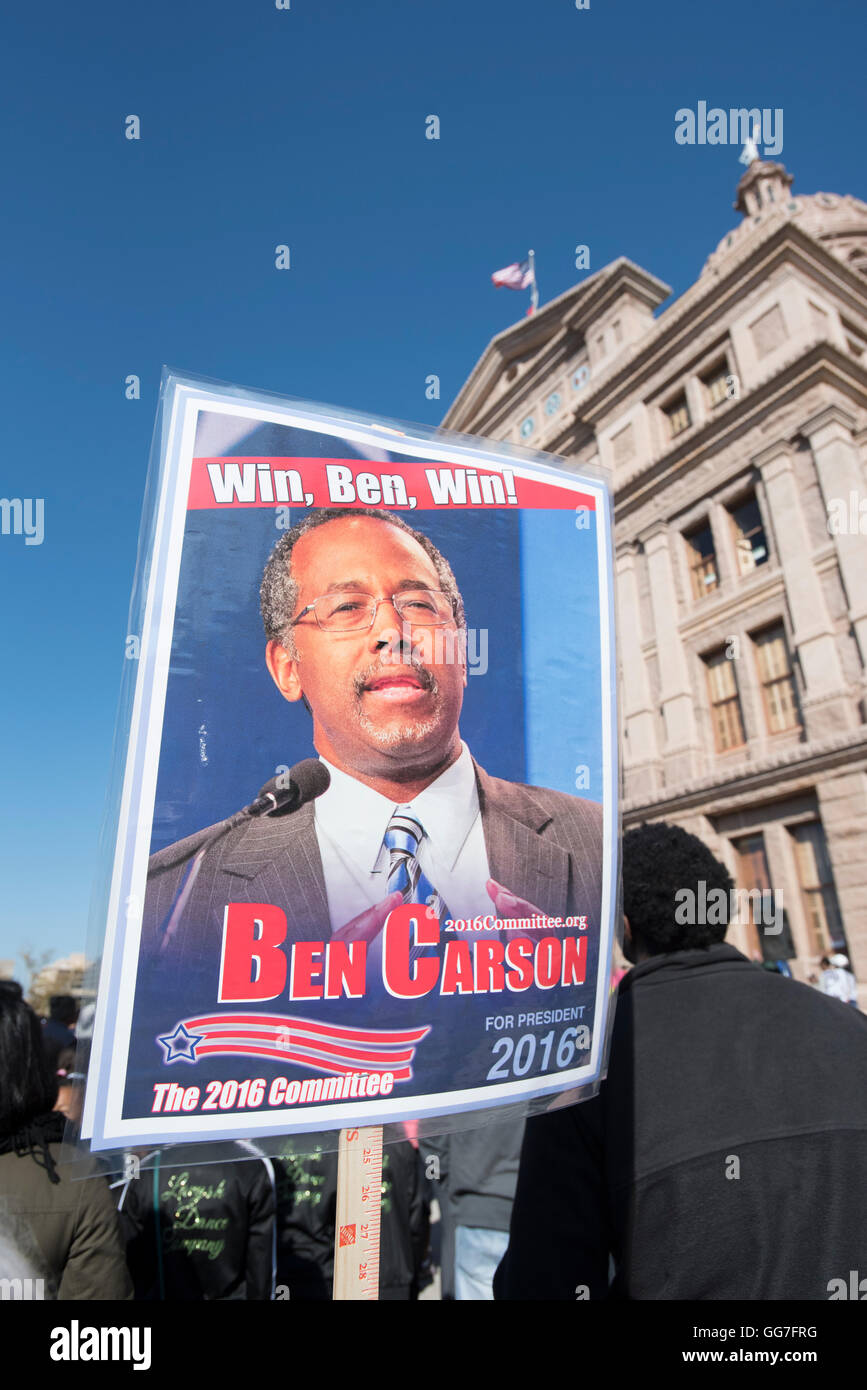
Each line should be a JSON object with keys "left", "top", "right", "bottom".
{"left": 82, "top": 372, "right": 618, "bottom": 1149}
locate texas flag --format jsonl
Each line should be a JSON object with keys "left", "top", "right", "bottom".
{"left": 491, "top": 259, "right": 534, "bottom": 290}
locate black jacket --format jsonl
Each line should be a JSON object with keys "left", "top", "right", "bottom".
{"left": 117, "top": 1143, "right": 275, "bottom": 1300}
{"left": 495, "top": 945, "right": 867, "bottom": 1300}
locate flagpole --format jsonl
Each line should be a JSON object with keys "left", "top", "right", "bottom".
{"left": 528, "top": 249, "right": 539, "bottom": 315}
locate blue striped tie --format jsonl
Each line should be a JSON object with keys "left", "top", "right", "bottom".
{"left": 383, "top": 809, "right": 448, "bottom": 958}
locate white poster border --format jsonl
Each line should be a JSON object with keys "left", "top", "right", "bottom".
{"left": 83, "top": 375, "right": 618, "bottom": 1150}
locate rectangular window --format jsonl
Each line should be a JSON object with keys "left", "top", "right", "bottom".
{"left": 753, "top": 625, "right": 800, "bottom": 734}
{"left": 729, "top": 493, "right": 769, "bottom": 575}
{"left": 612, "top": 319, "right": 623, "bottom": 344}
{"left": 685, "top": 523, "right": 719, "bottom": 600}
{"left": 702, "top": 362, "right": 730, "bottom": 408}
{"left": 665, "top": 393, "right": 691, "bottom": 438}
{"left": 790, "top": 822, "right": 843, "bottom": 955}
{"left": 704, "top": 650, "right": 746, "bottom": 752}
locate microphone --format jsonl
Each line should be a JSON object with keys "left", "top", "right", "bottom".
{"left": 239, "top": 759, "right": 331, "bottom": 821}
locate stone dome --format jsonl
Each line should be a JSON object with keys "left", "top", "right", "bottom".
{"left": 702, "top": 160, "right": 867, "bottom": 279}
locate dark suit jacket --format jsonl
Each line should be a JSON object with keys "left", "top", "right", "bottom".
{"left": 141, "top": 761, "right": 604, "bottom": 975}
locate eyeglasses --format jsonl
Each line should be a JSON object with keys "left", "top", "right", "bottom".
{"left": 290, "top": 589, "right": 455, "bottom": 633}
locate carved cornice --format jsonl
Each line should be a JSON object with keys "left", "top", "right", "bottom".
{"left": 622, "top": 727, "right": 867, "bottom": 821}
{"left": 614, "top": 342, "right": 867, "bottom": 521}
{"left": 675, "top": 568, "right": 787, "bottom": 641}
{"left": 798, "top": 402, "right": 858, "bottom": 440}
{"left": 568, "top": 220, "right": 867, "bottom": 430}
{"left": 752, "top": 439, "right": 794, "bottom": 474}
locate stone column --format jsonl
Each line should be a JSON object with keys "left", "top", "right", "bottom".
{"left": 755, "top": 441, "right": 855, "bottom": 740}
{"left": 642, "top": 524, "right": 700, "bottom": 784}
{"left": 800, "top": 405, "right": 867, "bottom": 669}
{"left": 762, "top": 821, "right": 812, "bottom": 980}
{"left": 685, "top": 375, "right": 706, "bottom": 432}
{"left": 708, "top": 498, "right": 738, "bottom": 587}
{"left": 615, "top": 545, "right": 661, "bottom": 798}
{"left": 816, "top": 771, "right": 867, "bottom": 1001}
{"left": 713, "top": 833, "right": 755, "bottom": 959}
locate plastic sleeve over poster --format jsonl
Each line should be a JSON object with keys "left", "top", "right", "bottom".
{"left": 81, "top": 370, "right": 620, "bottom": 1151}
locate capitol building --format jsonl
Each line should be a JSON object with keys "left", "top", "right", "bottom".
{"left": 444, "top": 156, "right": 867, "bottom": 999}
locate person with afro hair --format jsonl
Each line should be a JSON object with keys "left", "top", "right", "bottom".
{"left": 495, "top": 821, "right": 867, "bottom": 1300}
{"left": 621, "top": 821, "right": 734, "bottom": 959}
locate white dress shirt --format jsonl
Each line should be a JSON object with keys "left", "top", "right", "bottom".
{"left": 313, "top": 742, "right": 493, "bottom": 937}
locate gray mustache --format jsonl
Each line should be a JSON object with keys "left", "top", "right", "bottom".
{"left": 353, "top": 656, "right": 436, "bottom": 698}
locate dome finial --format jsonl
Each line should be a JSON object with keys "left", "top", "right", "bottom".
{"left": 734, "top": 157, "right": 793, "bottom": 217}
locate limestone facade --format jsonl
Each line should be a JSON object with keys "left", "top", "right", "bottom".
{"left": 444, "top": 161, "right": 867, "bottom": 1000}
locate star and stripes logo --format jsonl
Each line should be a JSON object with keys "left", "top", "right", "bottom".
{"left": 157, "top": 1012, "right": 429, "bottom": 1082}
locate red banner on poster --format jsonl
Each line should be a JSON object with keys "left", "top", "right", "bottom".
{"left": 187, "top": 457, "right": 597, "bottom": 512}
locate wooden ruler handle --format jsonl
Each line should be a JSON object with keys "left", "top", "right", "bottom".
{"left": 333, "top": 1125, "right": 383, "bottom": 1300}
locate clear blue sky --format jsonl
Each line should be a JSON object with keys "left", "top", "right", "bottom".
{"left": 2, "top": 0, "right": 865, "bottom": 974}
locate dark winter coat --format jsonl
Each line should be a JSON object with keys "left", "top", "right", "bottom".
{"left": 496, "top": 945, "right": 867, "bottom": 1300}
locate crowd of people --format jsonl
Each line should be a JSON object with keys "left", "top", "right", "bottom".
{"left": 1, "top": 823, "right": 864, "bottom": 1301}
